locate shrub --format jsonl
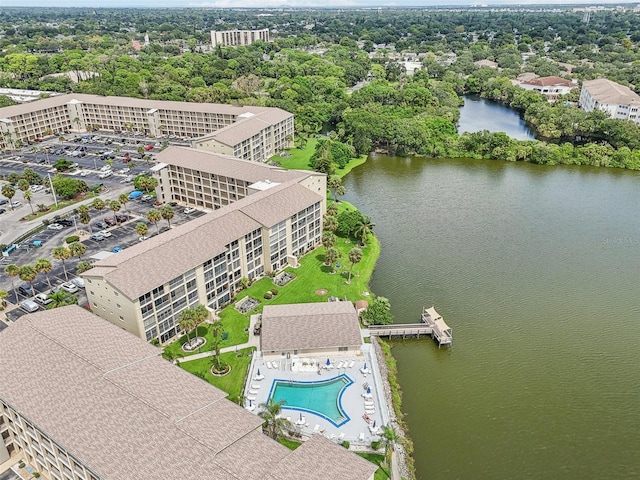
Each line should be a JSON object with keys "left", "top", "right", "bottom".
{"left": 264, "top": 291, "right": 273, "bottom": 300}
{"left": 271, "top": 288, "right": 278, "bottom": 295}
{"left": 341, "top": 440, "right": 350, "bottom": 449}
{"left": 65, "top": 235, "right": 80, "bottom": 244}
{"left": 370, "top": 440, "right": 381, "bottom": 450}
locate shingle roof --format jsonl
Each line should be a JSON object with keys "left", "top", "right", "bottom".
{"left": 261, "top": 302, "right": 363, "bottom": 352}
{"left": 0, "top": 307, "right": 376, "bottom": 480}
{"left": 84, "top": 182, "right": 322, "bottom": 300}
{"left": 266, "top": 434, "right": 379, "bottom": 480}
{"left": 196, "top": 109, "right": 293, "bottom": 147}
{"left": 524, "top": 76, "right": 577, "bottom": 87}
{"left": 156, "top": 146, "right": 302, "bottom": 184}
{"left": 583, "top": 78, "right": 640, "bottom": 105}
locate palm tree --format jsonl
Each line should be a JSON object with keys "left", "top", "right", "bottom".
{"left": 4, "top": 264, "right": 20, "bottom": 300}
{"left": 380, "top": 425, "right": 401, "bottom": 468}
{"left": 135, "top": 222, "right": 148, "bottom": 237}
{"left": 68, "top": 241, "right": 86, "bottom": 260}
{"left": 322, "top": 231, "right": 336, "bottom": 249}
{"left": 160, "top": 205, "right": 174, "bottom": 228}
{"left": 324, "top": 247, "right": 340, "bottom": 270}
{"left": 23, "top": 189, "right": 34, "bottom": 215}
{"left": 347, "top": 247, "right": 363, "bottom": 284}
{"left": 77, "top": 204, "right": 92, "bottom": 233}
{"left": 327, "top": 175, "right": 346, "bottom": 202}
{"left": 92, "top": 198, "right": 106, "bottom": 219}
{"left": 258, "top": 399, "right": 292, "bottom": 440}
{"left": 0, "top": 289, "right": 8, "bottom": 309}
{"left": 52, "top": 246, "right": 71, "bottom": 281}
{"left": 2, "top": 184, "right": 16, "bottom": 210}
{"left": 323, "top": 215, "right": 338, "bottom": 233}
{"left": 326, "top": 202, "right": 338, "bottom": 217}
{"left": 19, "top": 265, "right": 37, "bottom": 294}
{"left": 34, "top": 258, "right": 53, "bottom": 290}
{"left": 109, "top": 200, "right": 121, "bottom": 224}
{"left": 76, "top": 261, "right": 93, "bottom": 275}
{"left": 118, "top": 193, "right": 130, "bottom": 214}
{"left": 146, "top": 209, "right": 162, "bottom": 234}
{"left": 354, "top": 216, "right": 375, "bottom": 246}
{"left": 178, "top": 308, "right": 195, "bottom": 347}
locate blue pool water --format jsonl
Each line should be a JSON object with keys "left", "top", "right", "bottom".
{"left": 269, "top": 374, "right": 353, "bottom": 426}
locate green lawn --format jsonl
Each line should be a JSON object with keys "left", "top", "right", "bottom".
{"left": 278, "top": 438, "right": 301, "bottom": 450}
{"left": 357, "top": 453, "right": 391, "bottom": 479}
{"left": 178, "top": 347, "right": 255, "bottom": 403}
{"left": 272, "top": 139, "right": 318, "bottom": 170}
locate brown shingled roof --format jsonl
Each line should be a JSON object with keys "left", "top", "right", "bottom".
{"left": 523, "top": 76, "right": 577, "bottom": 87}
{"left": 0, "top": 306, "right": 377, "bottom": 480}
{"left": 261, "top": 302, "right": 363, "bottom": 352}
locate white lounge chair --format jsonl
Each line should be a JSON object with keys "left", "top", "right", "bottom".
{"left": 348, "top": 361, "right": 355, "bottom": 368}
{"left": 365, "top": 409, "right": 375, "bottom": 415}
{"left": 358, "top": 432, "right": 366, "bottom": 442}
{"left": 266, "top": 361, "right": 273, "bottom": 369}
{"left": 337, "top": 433, "right": 345, "bottom": 441}
{"left": 364, "top": 401, "right": 375, "bottom": 407}
{"left": 246, "top": 395, "right": 257, "bottom": 401}
{"left": 337, "top": 361, "right": 344, "bottom": 369}
{"left": 248, "top": 389, "right": 259, "bottom": 395}
{"left": 313, "top": 424, "right": 321, "bottom": 434}
{"left": 273, "top": 362, "right": 279, "bottom": 370}
{"left": 254, "top": 374, "right": 265, "bottom": 381}
{"left": 245, "top": 404, "right": 255, "bottom": 411}
{"left": 251, "top": 384, "right": 261, "bottom": 389}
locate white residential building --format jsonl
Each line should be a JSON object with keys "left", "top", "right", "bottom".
{"left": 579, "top": 78, "right": 640, "bottom": 124}
{"left": 211, "top": 28, "right": 270, "bottom": 47}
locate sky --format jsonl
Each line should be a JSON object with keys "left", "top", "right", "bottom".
{"left": 1, "top": 0, "right": 632, "bottom": 7}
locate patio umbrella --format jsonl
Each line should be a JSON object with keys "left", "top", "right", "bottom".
{"left": 363, "top": 362, "right": 367, "bottom": 370}
{"left": 299, "top": 412, "right": 303, "bottom": 422}
{"left": 248, "top": 399, "right": 252, "bottom": 407}
{"left": 326, "top": 358, "right": 331, "bottom": 366}
{"left": 372, "top": 420, "right": 376, "bottom": 428}
{"left": 367, "top": 386, "right": 371, "bottom": 395}
{"left": 257, "top": 368, "right": 261, "bottom": 376}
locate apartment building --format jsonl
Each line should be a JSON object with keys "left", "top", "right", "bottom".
{"left": 211, "top": 28, "right": 270, "bottom": 47}
{"left": 153, "top": 146, "right": 325, "bottom": 211}
{"left": 579, "top": 78, "right": 640, "bottom": 124}
{"left": 517, "top": 76, "right": 578, "bottom": 101}
{"left": 0, "top": 307, "right": 378, "bottom": 480}
{"left": 0, "top": 94, "right": 293, "bottom": 162}
{"left": 83, "top": 174, "right": 325, "bottom": 343}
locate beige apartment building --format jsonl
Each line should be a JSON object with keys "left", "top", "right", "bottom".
{"left": 579, "top": 78, "right": 640, "bottom": 124}
{"left": 211, "top": 28, "right": 270, "bottom": 47}
{"left": 0, "top": 94, "right": 293, "bottom": 162}
{"left": 0, "top": 307, "right": 377, "bottom": 480}
{"left": 83, "top": 165, "right": 325, "bottom": 343}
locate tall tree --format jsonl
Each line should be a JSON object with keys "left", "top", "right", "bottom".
{"left": 324, "top": 247, "right": 340, "bottom": 270}
{"left": 354, "top": 216, "right": 375, "bottom": 246}
{"left": 258, "top": 399, "right": 292, "bottom": 440}
{"left": 34, "top": 258, "right": 53, "bottom": 290}
{"left": 322, "top": 231, "right": 336, "bottom": 249}
{"left": 68, "top": 241, "right": 86, "bottom": 260}
{"left": 146, "top": 208, "right": 162, "bottom": 234}
{"left": 18, "top": 265, "right": 37, "bottom": 294}
{"left": 160, "top": 205, "right": 174, "bottom": 228}
{"left": 178, "top": 308, "right": 195, "bottom": 347}
{"left": 4, "top": 264, "right": 20, "bottom": 300}
{"left": 2, "top": 185, "right": 16, "bottom": 210}
{"left": 135, "top": 221, "right": 149, "bottom": 237}
{"left": 23, "top": 190, "right": 34, "bottom": 215}
{"left": 52, "top": 246, "right": 71, "bottom": 281}
{"left": 92, "top": 198, "right": 106, "bottom": 219}
{"left": 77, "top": 204, "right": 92, "bottom": 233}
{"left": 109, "top": 200, "right": 121, "bottom": 224}
{"left": 118, "top": 193, "right": 130, "bottom": 214}
{"left": 347, "top": 247, "right": 363, "bottom": 283}
{"left": 323, "top": 215, "right": 338, "bottom": 233}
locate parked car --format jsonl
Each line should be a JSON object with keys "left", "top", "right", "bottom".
{"left": 184, "top": 207, "right": 196, "bottom": 214}
{"left": 99, "top": 230, "right": 112, "bottom": 238}
{"left": 168, "top": 201, "right": 178, "bottom": 207}
{"left": 11, "top": 201, "right": 22, "bottom": 208}
{"left": 144, "top": 144, "right": 154, "bottom": 151}
{"left": 20, "top": 300, "right": 39, "bottom": 313}
{"left": 100, "top": 165, "right": 112, "bottom": 172}
{"left": 70, "top": 277, "right": 85, "bottom": 289}
{"left": 18, "top": 284, "right": 34, "bottom": 296}
{"left": 98, "top": 171, "right": 113, "bottom": 179}
{"left": 34, "top": 293, "right": 53, "bottom": 306}
{"left": 104, "top": 218, "right": 117, "bottom": 227}
{"left": 61, "top": 282, "right": 79, "bottom": 294}
{"left": 29, "top": 185, "right": 44, "bottom": 192}
{"left": 138, "top": 236, "right": 148, "bottom": 242}
{"left": 79, "top": 170, "right": 90, "bottom": 177}
{"left": 57, "top": 219, "right": 74, "bottom": 227}
{"left": 0, "top": 199, "right": 7, "bottom": 206}
{"left": 141, "top": 194, "right": 153, "bottom": 202}
{"left": 115, "top": 214, "right": 128, "bottom": 223}
{"left": 112, "top": 246, "right": 123, "bottom": 253}
{"left": 90, "top": 233, "right": 105, "bottom": 241}
{"left": 47, "top": 223, "right": 64, "bottom": 231}
{"left": 94, "top": 221, "right": 108, "bottom": 229}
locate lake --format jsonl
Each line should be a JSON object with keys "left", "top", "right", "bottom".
{"left": 458, "top": 94, "right": 536, "bottom": 140}
{"left": 343, "top": 155, "right": 640, "bottom": 480}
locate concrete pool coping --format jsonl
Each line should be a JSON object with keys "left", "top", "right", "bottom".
{"left": 245, "top": 344, "right": 390, "bottom": 446}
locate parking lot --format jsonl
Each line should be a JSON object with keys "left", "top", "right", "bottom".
{"left": 1, "top": 143, "right": 207, "bottom": 322}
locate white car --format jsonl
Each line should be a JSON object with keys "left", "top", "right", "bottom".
{"left": 99, "top": 230, "right": 112, "bottom": 238}
{"left": 138, "top": 236, "right": 148, "bottom": 242}
{"left": 98, "top": 171, "right": 113, "bottom": 179}
{"left": 29, "top": 185, "right": 44, "bottom": 192}
{"left": 79, "top": 170, "right": 90, "bottom": 177}
{"left": 70, "top": 277, "right": 85, "bottom": 289}
{"left": 141, "top": 194, "right": 153, "bottom": 202}
{"left": 47, "top": 223, "right": 64, "bottom": 230}
{"left": 183, "top": 207, "right": 196, "bottom": 214}
{"left": 100, "top": 165, "right": 112, "bottom": 172}
{"left": 11, "top": 201, "right": 22, "bottom": 208}
{"left": 60, "top": 282, "right": 79, "bottom": 294}
{"left": 34, "top": 293, "right": 53, "bottom": 306}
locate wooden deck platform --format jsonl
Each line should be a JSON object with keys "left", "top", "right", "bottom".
{"left": 368, "top": 306, "right": 452, "bottom": 346}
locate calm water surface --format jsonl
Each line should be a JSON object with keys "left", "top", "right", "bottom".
{"left": 343, "top": 155, "right": 640, "bottom": 480}
{"left": 458, "top": 94, "right": 536, "bottom": 140}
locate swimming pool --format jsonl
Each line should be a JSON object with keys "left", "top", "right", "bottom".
{"left": 268, "top": 374, "right": 353, "bottom": 426}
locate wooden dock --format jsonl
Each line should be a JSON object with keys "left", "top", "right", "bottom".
{"left": 368, "top": 306, "right": 452, "bottom": 346}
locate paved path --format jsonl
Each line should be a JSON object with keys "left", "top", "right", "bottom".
{"left": 178, "top": 314, "right": 261, "bottom": 363}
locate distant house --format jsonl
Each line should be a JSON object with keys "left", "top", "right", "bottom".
{"left": 518, "top": 76, "right": 578, "bottom": 101}
{"left": 579, "top": 78, "right": 640, "bottom": 125}
{"left": 474, "top": 59, "right": 499, "bottom": 69}
{"left": 261, "top": 302, "right": 363, "bottom": 357}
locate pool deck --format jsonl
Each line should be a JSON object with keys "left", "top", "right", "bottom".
{"left": 244, "top": 344, "right": 390, "bottom": 447}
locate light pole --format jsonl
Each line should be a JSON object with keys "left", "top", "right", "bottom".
{"left": 47, "top": 173, "right": 58, "bottom": 208}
